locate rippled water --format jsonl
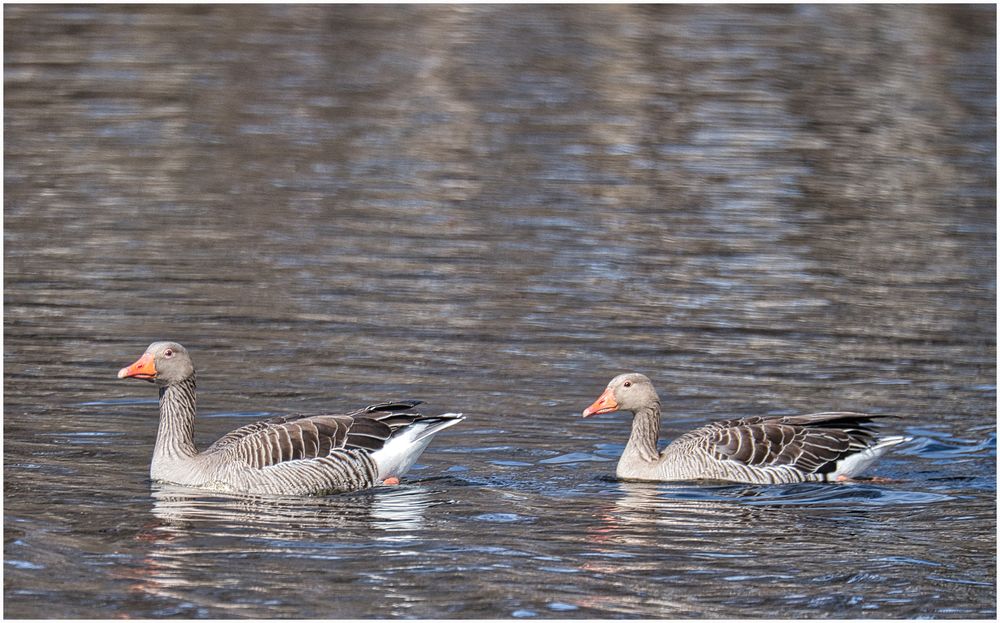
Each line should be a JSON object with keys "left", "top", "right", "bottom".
{"left": 4, "top": 4, "right": 996, "bottom": 619}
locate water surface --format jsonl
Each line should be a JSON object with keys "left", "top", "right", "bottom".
{"left": 4, "top": 4, "right": 996, "bottom": 619}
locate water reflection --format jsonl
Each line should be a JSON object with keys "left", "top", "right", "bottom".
{"left": 147, "top": 483, "right": 439, "bottom": 535}
{"left": 570, "top": 480, "right": 959, "bottom": 615}
{"left": 120, "top": 484, "right": 445, "bottom": 616}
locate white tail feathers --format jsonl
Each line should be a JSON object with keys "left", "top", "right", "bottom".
{"left": 372, "top": 414, "right": 464, "bottom": 482}
{"left": 830, "top": 435, "right": 911, "bottom": 479}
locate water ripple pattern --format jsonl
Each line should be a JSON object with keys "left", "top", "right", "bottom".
{"left": 4, "top": 4, "right": 995, "bottom": 619}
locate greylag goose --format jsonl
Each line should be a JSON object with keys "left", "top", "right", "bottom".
{"left": 582, "top": 373, "right": 908, "bottom": 484}
{"left": 117, "top": 341, "right": 463, "bottom": 496}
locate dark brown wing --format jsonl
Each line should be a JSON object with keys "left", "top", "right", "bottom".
{"left": 206, "top": 400, "right": 424, "bottom": 469}
{"left": 205, "top": 412, "right": 313, "bottom": 452}
{"left": 206, "top": 400, "right": 422, "bottom": 451}
{"left": 705, "top": 412, "right": 887, "bottom": 475}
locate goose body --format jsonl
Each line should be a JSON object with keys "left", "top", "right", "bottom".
{"left": 118, "top": 341, "right": 463, "bottom": 496}
{"left": 583, "top": 373, "right": 908, "bottom": 484}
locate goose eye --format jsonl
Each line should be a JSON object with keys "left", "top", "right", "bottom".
{"left": 623, "top": 381, "right": 632, "bottom": 388}
{"left": 164, "top": 349, "right": 174, "bottom": 358}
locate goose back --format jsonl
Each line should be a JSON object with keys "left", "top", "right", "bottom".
{"left": 656, "top": 412, "right": 899, "bottom": 483}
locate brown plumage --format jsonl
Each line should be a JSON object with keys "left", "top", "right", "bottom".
{"left": 205, "top": 402, "right": 430, "bottom": 466}
{"left": 688, "top": 413, "right": 887, "bottom": 476}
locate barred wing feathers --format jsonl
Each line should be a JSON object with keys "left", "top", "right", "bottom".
{"left": 206, "top": 401, "right": 428, "bottom": 469}
{"left": 695, "top": 412, "right": 892, "bottom": 476}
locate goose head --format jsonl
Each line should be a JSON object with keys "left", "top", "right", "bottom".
{"left": 117, "top": 341, "right": 194, "bottom": 386}
{"left": 582, "top": 373, "right": 659, "bottom": 417}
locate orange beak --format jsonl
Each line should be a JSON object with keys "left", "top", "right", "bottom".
{"left": 117, "top": 352, "right": 157, "bottom": 381}
{"left": 582, "top": 387, "right": 619, "bottom": 417}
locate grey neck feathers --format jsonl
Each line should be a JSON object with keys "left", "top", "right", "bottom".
{"left": 626, "top": 401, "right": 662, "bottom": 463}
{"left": 153, "top": 375, "right": 199, "bottom": 462}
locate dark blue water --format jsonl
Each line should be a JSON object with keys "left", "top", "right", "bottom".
{"left": 4, "top": 4, "right": 995, "bottom": 618}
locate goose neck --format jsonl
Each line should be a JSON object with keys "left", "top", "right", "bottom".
{"left": 153, "top": 375, "right": 199, "bottom": 462}
{"left": 625, "top": 401, "right": 662, "bottom": 463}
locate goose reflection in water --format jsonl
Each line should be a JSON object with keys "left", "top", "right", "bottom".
{"left": 121, "top": 484, "right": 441, "bottom": 615}
{"left": 147, "top": 482, "right": 439, "bottom": 534}
{"left": 586, "top": 479, "right": 951, "bottom": 549}
{"left": 572, "top": 480, "right": 951, "bottom": 616}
